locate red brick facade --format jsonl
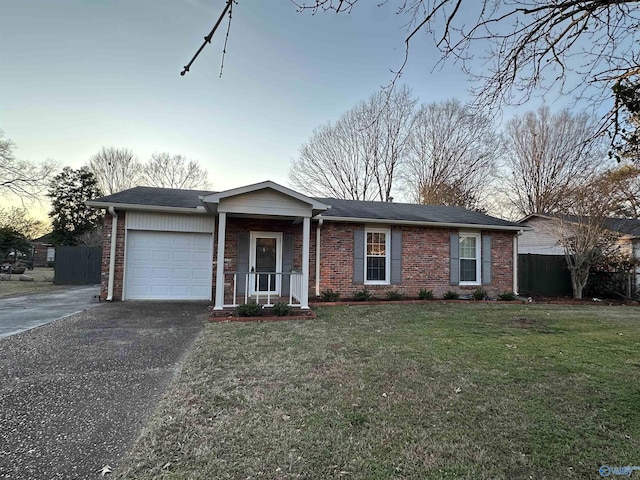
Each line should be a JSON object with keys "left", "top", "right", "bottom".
{"left": 100, "top": 213, "right": 516, "bottom": 301}
{"left": 100, "top": 210, "right": 126, "bottom": 300}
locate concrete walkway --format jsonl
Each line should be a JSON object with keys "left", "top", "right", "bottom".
{"left": 0, "top": 301, "right": 207, "bottom": 479}
{"left": 0, "top": 285, "right": 101, "bottom": 339}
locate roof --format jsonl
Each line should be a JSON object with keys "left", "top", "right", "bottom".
{"left": 87, "top": 186, "right": 215, "bottom": 210}
{"left": 518, "top": 213, "right": 640, "bottom": 237}
{"left": 88, "top": 185, "right": 522, "bottom": 230}
{"left": 316, "top": 197, "right": 520, "bottom": 229}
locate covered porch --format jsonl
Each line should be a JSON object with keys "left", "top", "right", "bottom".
{"left": 201, "top": 181, "right": 329, "bottom": 310}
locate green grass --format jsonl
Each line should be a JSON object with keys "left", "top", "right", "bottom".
{"left": 117, "top": 303, "right": 640, "bottom": 479}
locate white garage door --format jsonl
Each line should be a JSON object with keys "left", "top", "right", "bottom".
{"left": 125, "top": 231, "right": 212, "bottom": 300}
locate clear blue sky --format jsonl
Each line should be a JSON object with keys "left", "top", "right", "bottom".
{"left": 1, "top": 0, "right": 577, "bottom": 203}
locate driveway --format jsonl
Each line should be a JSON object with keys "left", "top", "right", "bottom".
{"left": 0, "top": 285, "right": 101, "bottom": 339}
{"left": 0, "top": 301, "right": 207, "bottom": 479}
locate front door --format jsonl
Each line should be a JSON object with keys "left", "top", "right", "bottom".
{"left": 249, "top": 232, "right": 282, "bottom": 295}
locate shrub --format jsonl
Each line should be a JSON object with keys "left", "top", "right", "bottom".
{"left": 498, "top": 291, "right": 517, "bottom": 301}
{"left": 443, "top": 290, "right": 460, "bottom": 300}
{"left": 385, "top": 290, "right": 405, "bottom": 301}
{"left": 353, "top": 288, "right": 372, "bottom": 301}
{"left": 472, "top": 288, "right": 488, "bottom": 301}
{"left": 237, "top": 302, "right": 261, "bottom": 317}
{"left": 272, "top": 302, "right": 292, "bottom": 316}
{"left": 418, "top": 289, "right": 434, "bottom": 300}
{"left": 320, "top": 289, "right": 340, "bottom": 302}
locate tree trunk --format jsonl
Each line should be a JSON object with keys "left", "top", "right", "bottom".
{"left": 571, "top": 268, "right": 590, "bottom": 300}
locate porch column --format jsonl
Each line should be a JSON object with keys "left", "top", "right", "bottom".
{"left": 301, "top": 216, "right": 310, "bottom": 309}
{"left": 213, "top": 212, "right": 227, "bottom": 310}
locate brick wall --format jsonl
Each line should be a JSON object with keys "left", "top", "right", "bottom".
{"left": 317, "top": 222, "right": 515, "bottom": 298}
{"left": 100, "top": 210, "right": 126, "bottom": 300}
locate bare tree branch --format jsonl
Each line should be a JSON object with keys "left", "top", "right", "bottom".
{"left": 141, "top": 153, "right": 211, "bottom": 190}
{"left": 87, "top": 147, "right": 140, "bottom": 195}
{"left": 0, "top": 130, "right": 58, "bottom": 204}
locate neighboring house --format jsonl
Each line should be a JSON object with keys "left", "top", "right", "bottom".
{"left": 86, "top": 181, "right": 524, "bottom": 308}
{"left": 517, "top": 213, "right": 640, "bottom": 294}
{"left": 31, "top": 233, "right": 56, "bottom": 266}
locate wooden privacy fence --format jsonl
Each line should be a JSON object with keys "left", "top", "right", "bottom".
{"left": 518, "top": 254, "right": 573, "bottom": 297}
{"left": 53, "top": 246, "right": 102, "bottom": 285}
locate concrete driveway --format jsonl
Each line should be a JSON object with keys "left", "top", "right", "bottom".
{"left": 0, "top": 301, "right": 207, "bottom": 479}
{"left": 0, "top": 285, "right": 101, "bottom": 339}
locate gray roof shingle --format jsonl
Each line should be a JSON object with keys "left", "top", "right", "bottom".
{"left": 90, "top": 187, "right": 520, "bottom": 229}
{"left": 316, "top": 197, "right": 519, "bottom": 228}
{"left": 91, "top": 186, "right": 215, "bottom": 209}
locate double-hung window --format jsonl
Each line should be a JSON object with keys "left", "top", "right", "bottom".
{"left": 459, "top": 233, "right": 481, "bottom": 285}
{"left": 365, "top": 229, "right": 390, "bottom": 284}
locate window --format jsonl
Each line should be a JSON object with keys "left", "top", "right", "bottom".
{"left": 459, "top": 233, "right": 481, "bottom": 284}
{"left": 365, "top": 229, "right": 390, "bottom": 284}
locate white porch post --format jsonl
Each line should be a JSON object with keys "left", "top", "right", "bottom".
{"left": 300, "top": 216, "right": 310, "bottom": 309}
{"left": 213, "top": 212, "right": 227, "bottom": 310}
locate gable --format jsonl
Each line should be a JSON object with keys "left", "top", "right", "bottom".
{"left": 218, "top": 189, "right": 314, "bottom": 217}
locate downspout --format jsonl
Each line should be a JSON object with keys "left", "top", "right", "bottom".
{"left": 513, "top": 230, "right": 521, "bottom": 295}
{"left": 315, "top": 218, "right": 323, "bottom": 297}
{"left": 107, "top": 207, "right": 118, "bottom": 301}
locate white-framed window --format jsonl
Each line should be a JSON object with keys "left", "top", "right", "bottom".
{"left": 365, "top": 228, "right": 390, "bottom": 284}
{"left": 459, "top": 233, "right": 481, "bottom": 285}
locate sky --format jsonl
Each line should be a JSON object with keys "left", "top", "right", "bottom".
{"left": 0, "top": 0, "right": 590, "bottom": 220}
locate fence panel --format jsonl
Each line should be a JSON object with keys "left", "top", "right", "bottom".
{"left": 518, "top": 254, "right": 572, "bottom": 297}
{"left": 53, "top": 246, "right": 102, "bottom": 285}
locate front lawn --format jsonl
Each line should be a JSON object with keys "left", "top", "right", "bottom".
{"left": 117, "top": 303, "right": 640, "bottom": 479}
{"left": 0, "top": 267, "right": 63, "bottom": 298}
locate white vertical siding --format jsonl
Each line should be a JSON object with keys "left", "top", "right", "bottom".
{"left": 126, "top": 211, "right": 215, "bottom": 233}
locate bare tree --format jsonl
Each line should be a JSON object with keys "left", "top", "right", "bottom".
{"left": 554, "top": 180, "right": 622, "bottom": 299}
{"left": 0, "top": 207, "right": 50, "bottom": 240}
{"left": 75, "top": 229, "right": 103, "bottom": 247}
{"left": 402, "top": 99, "right": 499, "bottom": 210}
{"left": 289, "top": 1, "right": 640, "bottom": 143}
{"left": 141, "top": 153, "right": 210, "bottom": 190}
{"left": 501, "top": 106, "right": 606, "bottom": 217}
{"left": 290, "top": 87, "right": 416, "bottom": 201}
{"left": 87, "top": 147, "right": 140, "bottom": 195}
{"left": 0, "top": 130, "right": 57, "bottom": 203}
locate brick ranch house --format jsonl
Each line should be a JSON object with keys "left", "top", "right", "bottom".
{"left": 86, "top": 181, "right": 525, "bottom": 309}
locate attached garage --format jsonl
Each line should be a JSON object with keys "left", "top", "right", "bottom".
{"left": 123, "top": 212, "right": 215, "bottom": 301}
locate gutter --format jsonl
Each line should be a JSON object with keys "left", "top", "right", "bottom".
{"left": 86, "top": 201, "right": 207, "bottom": 215}
{"left": 316, "top": 215, "right": 528, "bottom": 232}
{"left": 107, "top": 207, "right": 118, "bottom": 301}
{"left": 315, "top": 218, "right": 323, "bottom": 297}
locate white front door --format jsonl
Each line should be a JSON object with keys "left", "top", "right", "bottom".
{"left": 249, "top": 232, "right": 282, "bottom": 295}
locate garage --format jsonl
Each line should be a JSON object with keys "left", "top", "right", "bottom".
{"left": 125, "top": 230, "right": 213, "bottom": 300}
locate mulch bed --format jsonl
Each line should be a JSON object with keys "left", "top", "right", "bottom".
{"left": 209, "top": 308, "right": 317, "bottom": 322}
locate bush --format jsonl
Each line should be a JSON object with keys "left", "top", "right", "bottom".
{"left": 385, "top": 290, "right": 405, "bottom": 301}
{"left": 237, "top": 302, "right": 261, "bottom": 317}
{"left": 472, "top": 288, "right": 488, "bottom": 301}
{"left": 443, "top": 290, "right": 460, "bottom": 300}
{"left": 272, "top": 302, "right": 292, "bottom": 317}
{"left": 498, "top": 291, "right": 517, "bottom": 301}
{"left": 353, "top": 288, "right": 372, "bottom": 301}
{"left": 418, "top": 289, "right": 434, "bottom": 300}
{"left": 320, "top": 289, "right": 340, "bottom": 302}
